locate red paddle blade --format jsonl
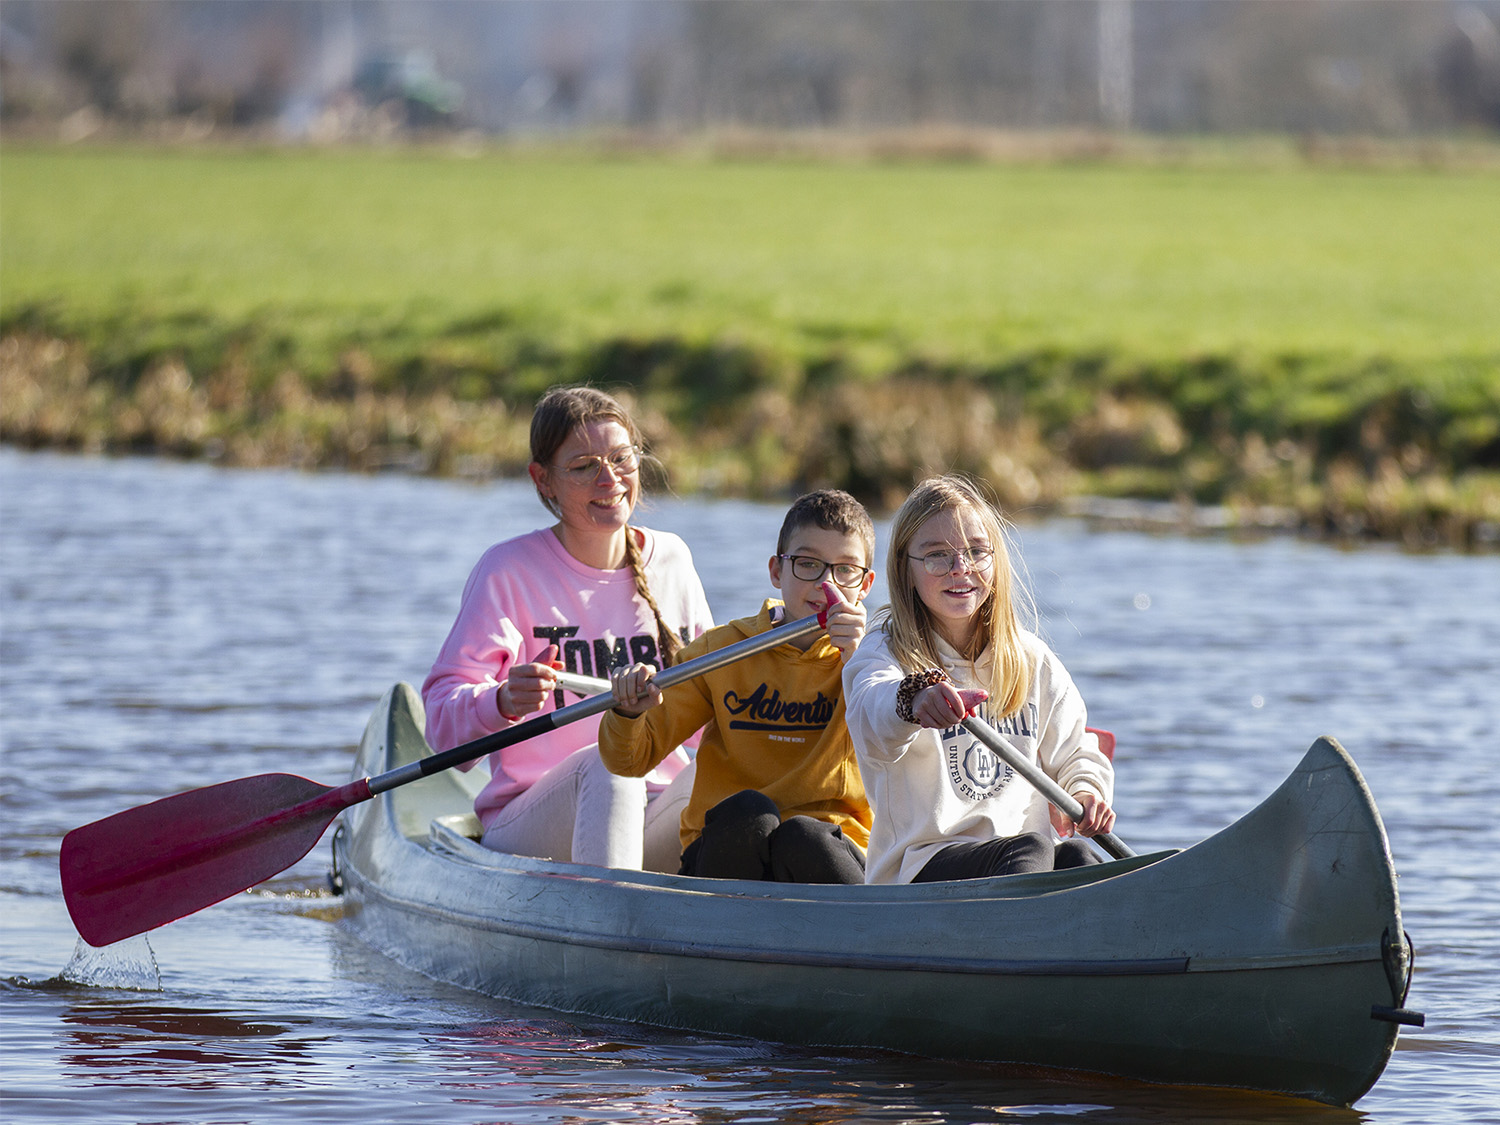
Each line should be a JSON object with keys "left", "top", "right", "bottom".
{"left": 60, "top": 772, "right": 371, "bottom": 948}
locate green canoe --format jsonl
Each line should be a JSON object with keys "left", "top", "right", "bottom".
{"left": 331, "top": 682, "right": 1418, "bottom": 1106}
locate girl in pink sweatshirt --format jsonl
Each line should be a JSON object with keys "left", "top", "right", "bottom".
{"left": 421, "top": 386, "right": 713, "bottom": 870}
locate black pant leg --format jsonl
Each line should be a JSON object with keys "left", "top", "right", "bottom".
{"left": 681, "top": 790, "right": 780, "bottom": 880}
{"left": 912, "top": 831, "right": 1054, "bottom": 882}
{"left": 1053, "top": 838, "right": 1104, "bottom": 869}
{"left": 767, "top": 816, "right": 866, "bottom": 884}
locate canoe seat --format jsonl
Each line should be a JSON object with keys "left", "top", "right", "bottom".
{"left": 1087, "top": 727, "right": 1115, "bottom": 760}
{"left": 433, "top": 811, "right": 484, "bottom": 841}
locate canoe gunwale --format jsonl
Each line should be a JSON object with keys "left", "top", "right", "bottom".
{"left": 347, "top": 862, "right": 1390, "bottom": 977}
{"left": 424, "top": 817, "right": 1178, "bottom": 903}
{"left": 404, "top": 823, "right": 1390, "bottom": 978}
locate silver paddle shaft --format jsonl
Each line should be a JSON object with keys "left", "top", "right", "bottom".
{"left": 960, "top": 715, "right": 1135, "bottom": 860}
{"left": 554, "top": 670, "right": 611, "bottom": 695}
{"left": 370, "top": 611, "right": 828, "bottom": 795}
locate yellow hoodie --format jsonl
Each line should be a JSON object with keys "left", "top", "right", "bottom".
{"left": 598, "top": 600, "right": 871, "bottom": 851}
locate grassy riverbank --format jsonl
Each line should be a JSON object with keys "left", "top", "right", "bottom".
{"left": 3, "top": 143, "right": 1498, "bottom": 546}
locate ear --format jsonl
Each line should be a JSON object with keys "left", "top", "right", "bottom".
{"left": 527, "top": 461, "right": 552, "bottom": 502}
{"left": 854, "top": 567, "right": 877, "bottom": 603}
{"left": 768, "top": 554, "right": 784, "bottom": 591}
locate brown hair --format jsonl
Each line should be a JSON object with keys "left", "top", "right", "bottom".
{"left": 530, "top": 385, "right": 682, "bottom": 667}
{"left": 776, "top": 489, "right": 876, "bottom": 567}
{"left": 878, "top": 475, "right": 1034, "bottom": 717}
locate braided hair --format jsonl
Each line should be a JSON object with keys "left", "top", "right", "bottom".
{"left": 621, "top": 520, "right": 682, "bottom": 668}
{"left": 530, "top": 385, "right": 683, "bottom": 668}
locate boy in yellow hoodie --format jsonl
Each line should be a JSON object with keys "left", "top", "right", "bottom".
{"left": 599, "top": 490, "right": 876, "bottom": 883}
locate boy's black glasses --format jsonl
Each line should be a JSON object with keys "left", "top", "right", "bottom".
{"left": 778, "top": 555, "right": 871, "bottom": 589}
{"left": 908, "top": 546, "right": 995, "bottom": 576}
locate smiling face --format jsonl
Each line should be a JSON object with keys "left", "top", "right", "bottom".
{"left": 529, "top": 419, "right": 640, "bottom": 562}
{"left": 769, "top": 524, "right": 875, "bottom": 623}
{"left": 908, "top": 505, "right": 994, "bottom": 651}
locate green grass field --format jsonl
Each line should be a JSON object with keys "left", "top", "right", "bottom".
{"left": 4, "top": 145, "right": 1497, "bottom": 366}
{"left": 2, "top": 143, "right": 1498, "bottom": 543}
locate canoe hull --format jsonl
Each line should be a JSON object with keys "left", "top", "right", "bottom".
{"left": 334, "top": 683, "right": 1410, "bottom": 1106}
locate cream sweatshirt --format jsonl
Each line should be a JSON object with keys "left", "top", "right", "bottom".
{"left": 843, "top": 627, "right": 1112, "bottom": 885}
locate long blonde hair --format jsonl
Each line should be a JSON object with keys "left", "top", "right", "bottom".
{"left": 530, "top": 385, "right": 683, "bottom": 668}
{"left": 878, "top": 475, "right": 1034, "bottom": 717}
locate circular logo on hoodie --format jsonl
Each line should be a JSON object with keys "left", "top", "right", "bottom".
{"left": 946, "top": 730, "right": 1014, "bottom": 801}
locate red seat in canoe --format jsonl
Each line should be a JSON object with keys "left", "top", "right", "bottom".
{"left": 1087, "top": 727, "right": 1115, "bottom": 761}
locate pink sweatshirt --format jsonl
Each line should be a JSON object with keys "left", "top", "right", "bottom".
{"left": 421, "top": 526, "right": 714, "bottom": 829}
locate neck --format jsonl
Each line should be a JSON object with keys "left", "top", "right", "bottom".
{"left": 552, "top": 523, "right": 632, "bottom": 570}
{"left": 933, "top": 618, "right": 978, "bottom": 655}
{"left": 790, "top": 625, "right": 817, "bottom": 653}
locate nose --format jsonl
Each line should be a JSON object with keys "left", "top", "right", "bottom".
{"left": 594, "top": 460, "right": 628, "bottom": 484}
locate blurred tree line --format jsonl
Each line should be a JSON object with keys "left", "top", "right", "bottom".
{"left": 3, "top": 0, "right": 1499, "bottom": 141}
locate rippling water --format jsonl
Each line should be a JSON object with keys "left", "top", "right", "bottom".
{"left": 3, "top": 448, "right": 1497, "bottom": 1123}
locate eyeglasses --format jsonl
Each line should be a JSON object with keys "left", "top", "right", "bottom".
{"left": 778, "top": 555, "right": 872, "bottom": 589}
{"left": 554, "top": 445, "right": 641, "bottom": 482}
{"left": 908, "top": 546, "right": 995, "bottom": 576}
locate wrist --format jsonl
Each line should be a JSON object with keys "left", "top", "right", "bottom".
{"left": 896, "top": 668, "right": 948, "bottom": 724}
{"left": 496, "top": 684, "right": 523, "bottom": 722}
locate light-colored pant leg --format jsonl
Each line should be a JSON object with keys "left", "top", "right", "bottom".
{"left": 642, "top": 758, "right": 696, "bottom": 874}
{"left": 480, "top": 745, "right": 647, "bottom": 869}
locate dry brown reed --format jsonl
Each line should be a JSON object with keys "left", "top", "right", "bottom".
{"left": 3, "top": 331, "right": 1495, "bottom": 551}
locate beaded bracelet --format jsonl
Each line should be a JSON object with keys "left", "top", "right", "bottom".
{"left": 896, "top": 668, "right": 949, "bottom": 724}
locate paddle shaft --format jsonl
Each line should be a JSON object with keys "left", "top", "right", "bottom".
{"left": 368, "top": 608, "right": 829, "bottom": 796}
{"left": 960, "top": 715, "right": 1135, "bottom": 860}
{"left": 554, "top": 669, "right": 611, "bottom": 695}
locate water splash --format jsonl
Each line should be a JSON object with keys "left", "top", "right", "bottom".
{"left": 56, "top": 934, "right": 162, "bottom": 991}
